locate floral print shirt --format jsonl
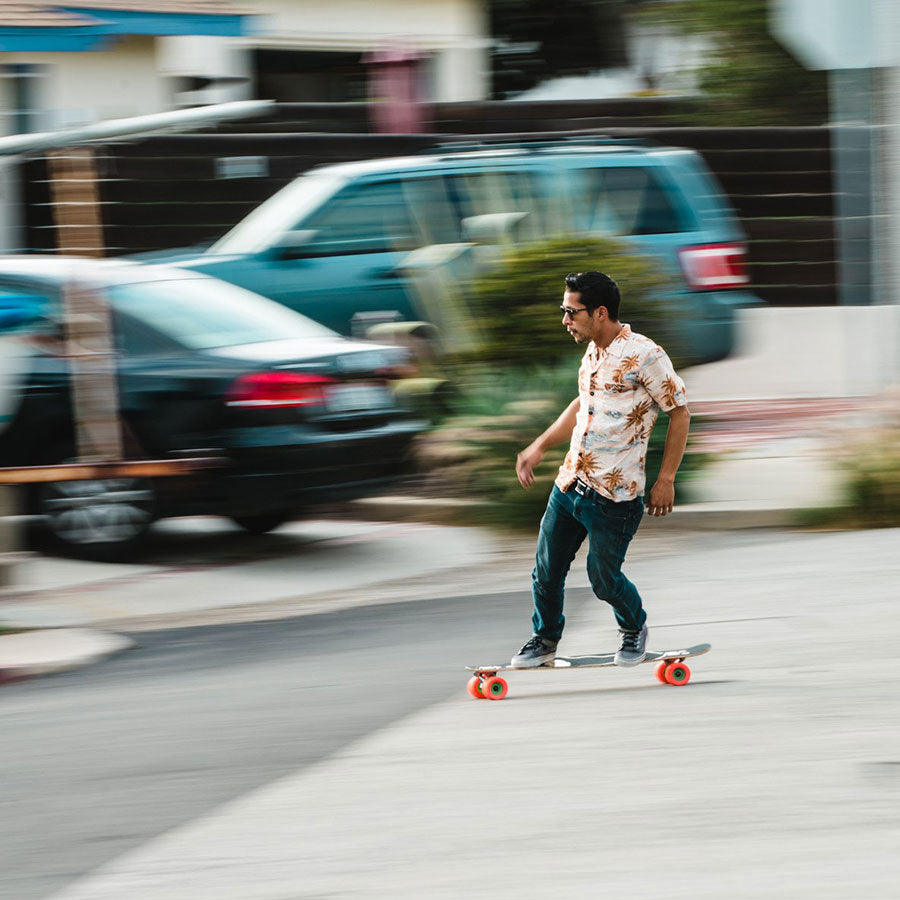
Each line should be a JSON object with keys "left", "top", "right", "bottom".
{"left": 555, "top": 324, "right": 688, "bottom": 502}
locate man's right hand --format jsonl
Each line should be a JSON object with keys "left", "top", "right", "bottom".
{"left": 516, "top": 442, "right": 544, "bottom": 489}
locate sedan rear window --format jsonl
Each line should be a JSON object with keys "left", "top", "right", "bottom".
{"left": 108, "top": 277, "right": 334, "bottom": 350}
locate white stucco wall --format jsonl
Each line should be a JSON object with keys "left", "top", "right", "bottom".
{"left": 158, "top": 35, "right": 253, "bottom": 105}
{"left": 685, "top": 306, "right": 900, "bottom": 401}
{"left": 243, "top": 0, "right": 489, "bottom": 101}
{"left": 4, "top": 35, "right": 167, "bottom": 129}
{"left": 3, "top": 0, "right": 489, "bottom": 121}
{"left": 879, "top": 66, "right": 900, "bottom": 370}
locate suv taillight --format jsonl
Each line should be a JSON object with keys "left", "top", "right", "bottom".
{"left": 678, "top": 243, "right": 749, "bottom": 291}
{"left": 226, "top": 372, "right": 337, "bottom": 409}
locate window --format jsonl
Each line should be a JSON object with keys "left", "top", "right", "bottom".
{"left": 212, "top": 171, "right": 348, "bottom": 255}
{"left": 400, "top": 170, "right": 547, "bottom": 245}
{"left": 443, "top": 170, "right": 545, "bottom": 242}
{"left": 107, "top": 277, "right": 333, "bottom": 350}
{"left": 303, "top": 180, "right": 417, "bottom": 254}
{"left": 578, "top": 167, "right": 686, "bottom": 235}
{"left": 112, "top": 312, "right": 179, "bottom": 357}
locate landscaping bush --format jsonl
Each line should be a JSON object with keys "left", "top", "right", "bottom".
{"left": 847, "top": 431, "right": 900, "bottom": 526}
{"left": 454, "top": 235, "right": 685, "bottom": 372}
{"left": 798, "top": 422, "right": 900, "bottom": 529}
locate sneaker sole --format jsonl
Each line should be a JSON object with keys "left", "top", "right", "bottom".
{"left": 614, "top": 653, "right": 647, "bottom": 668}
{"left": 509, "top": 654, "right": 556, "bottom": 669}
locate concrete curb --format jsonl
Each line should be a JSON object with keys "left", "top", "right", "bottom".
{"left": 0, "top": 628, "right": 134, "bottom": 684}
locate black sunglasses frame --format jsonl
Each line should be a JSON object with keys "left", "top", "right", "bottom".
{"left": 560, "top": 305, "right": 588, "bottom": 319}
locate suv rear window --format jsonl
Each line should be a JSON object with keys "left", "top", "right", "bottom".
{"left": 577, "top": 166, "right": 686, "bottom": 235}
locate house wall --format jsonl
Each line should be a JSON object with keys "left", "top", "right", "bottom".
{"left": 4, "top": 35, "right": 167, "bottom": 129}
{"left": 165, "top": 0, "right": 490, "bottom": 101}
{"left": 879, "top": 65, "right": 900, "bottom": 373}
{"left": 2, "top": 1, "right": 489, "bottom": 119}
{"left": 157, "top": 35, "right": 253, "bottom": 106}
{"left": 686, "top": 305, "right": 900, "bottom": 400}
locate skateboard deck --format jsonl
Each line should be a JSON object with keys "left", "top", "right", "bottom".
{"left": 466, "top": 642, "right": 710, "bottom": 700}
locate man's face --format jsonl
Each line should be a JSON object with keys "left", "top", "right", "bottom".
{"left": 561, "top": 290, "right": 595, "bottom": 344}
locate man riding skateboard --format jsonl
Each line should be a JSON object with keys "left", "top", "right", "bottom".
{"left": 512, "top": 271, "right": 691, "bottom": 669}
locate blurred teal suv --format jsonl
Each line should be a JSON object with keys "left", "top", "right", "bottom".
{"left": 168, "top": 140, "right": 761, "bottom": 364}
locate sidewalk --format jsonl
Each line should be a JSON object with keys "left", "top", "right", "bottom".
{"left": 44, "top": 524, "right": 900, "bottom": 900}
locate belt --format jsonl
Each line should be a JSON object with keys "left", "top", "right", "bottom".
{"left": 573, "top": 478, "right": 601, "bottom": 499}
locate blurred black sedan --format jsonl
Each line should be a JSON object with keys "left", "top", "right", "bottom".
{"left": 0, "top": 258, "right": 426, "bottom": 560}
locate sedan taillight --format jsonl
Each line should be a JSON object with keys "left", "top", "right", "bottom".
{"left": 677, "top": 243, "right": 750, "bottom": 291}
{"left": 226, "top": 372, "right": 337, "bottom": 409}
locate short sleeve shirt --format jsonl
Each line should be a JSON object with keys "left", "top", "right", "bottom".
{"left": 555, "top": 324, "right": 688, "bottom": 502}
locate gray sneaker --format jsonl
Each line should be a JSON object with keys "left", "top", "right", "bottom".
{"left": 615, "top": 624, "right": 648, "bottom": 667}
{"left": 510, "top": 635, "right": 558, "bottom": 668}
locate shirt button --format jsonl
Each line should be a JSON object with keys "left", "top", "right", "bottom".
{"left": 590, "top": 391, "right": 594, "bottom": 396}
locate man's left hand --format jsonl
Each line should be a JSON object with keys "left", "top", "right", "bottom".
{"left": 647, "top": 477, "right": 675, "bottom": 517}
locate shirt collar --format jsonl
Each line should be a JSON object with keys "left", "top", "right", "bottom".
{"left": 587, "top": 323, "right": 631, "bottom": 365}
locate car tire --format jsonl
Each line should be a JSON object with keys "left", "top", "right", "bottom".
{"left": 33, "top": 472, "right": 157, "bottom": 562}
{"left": 230, "top": 511, "right": 294, "bottom": 535}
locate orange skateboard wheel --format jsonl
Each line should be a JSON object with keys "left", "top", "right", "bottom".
{"left": 655, "top": 662, "right": 670, "bottom": 683}
{"left": 481, "top": 676, "right": 509, "bottom": 700}
{"left": 467, "top": 676, "right": 484, "bottom": 699}
{"left": 665, "top": 662, "right": 691, "bottom": 685}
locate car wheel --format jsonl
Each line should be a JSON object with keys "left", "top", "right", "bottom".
{"left": 34, "top": 474, "right": 156, "bottom": 562}
{"left": 230, "top": 511, "right": 294, "bottom": 535}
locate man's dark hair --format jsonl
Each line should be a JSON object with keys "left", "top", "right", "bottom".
{"left": 565, "top": 271, "right": 621, "bottom": 319}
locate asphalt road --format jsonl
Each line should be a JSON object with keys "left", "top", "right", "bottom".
{"left": 2, "top": 586, "right": 580, "bottom": 900}
{"left": 6, "top": 523, "right": 900, "bottom": 900}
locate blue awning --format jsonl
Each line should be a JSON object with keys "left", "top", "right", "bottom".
{"left": 59, "top": 6, "right": 252, "bottom": 37}
{"left": 0, "top": 4, "right": 255, "bottom": 50}
{"left": 0, "top": 26, "right": 113, "bottom": 50}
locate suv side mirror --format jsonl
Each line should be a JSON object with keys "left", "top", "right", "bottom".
{"left": 461, "top": 212, "right": 529, "bottom": 245}
{"left": 268, "top": 229, "right": 320, "bottom": 260}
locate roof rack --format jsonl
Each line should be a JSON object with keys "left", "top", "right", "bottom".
{"left": 420, "top": 134, "right": 660, "bottom": 155}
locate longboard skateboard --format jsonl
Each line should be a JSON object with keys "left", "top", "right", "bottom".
{"left": 466, "top": 642, "right": 711, "bottom": 700}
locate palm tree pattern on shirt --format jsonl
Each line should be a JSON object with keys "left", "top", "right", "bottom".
{"left": 601, "top": 468, "right": 625, "bottom": 493}
{"left": 624, "top": 399, "right": 653, "bottom": 440}
{"left": 611, "top": 354, "right": 641, "bottom": 384}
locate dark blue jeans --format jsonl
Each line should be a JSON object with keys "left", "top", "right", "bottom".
{"left": 531, "top": 484, "right": 645, "bottom": 642}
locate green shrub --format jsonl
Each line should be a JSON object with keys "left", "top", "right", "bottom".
{"left": 849, "top": 432, "right": 900, "bottom": 524}
{"left": 455, "top": 235, "right": 685, "bottom": 372}
{"left": 798, "top": 426, "right": 900, "bottom": 529}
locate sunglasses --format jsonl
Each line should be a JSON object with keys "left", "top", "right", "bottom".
{"left": 560, "top": 305, "right": 588, "bottom": 319}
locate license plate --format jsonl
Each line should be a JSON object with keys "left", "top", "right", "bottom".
{"left": 326, "top": 383, "right": 392, "bottom": 412}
